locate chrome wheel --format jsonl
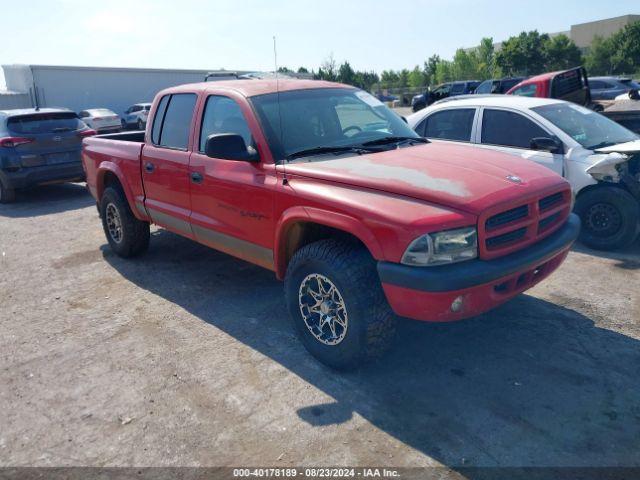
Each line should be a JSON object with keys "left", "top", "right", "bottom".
{"left": 298, "top": 273, "right": 348, "bottom": 346}
{"left": 105, "top": 203, "right": 123, "bottom": 243}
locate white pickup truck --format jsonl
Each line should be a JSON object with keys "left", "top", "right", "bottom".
{"left": 408, "top": 95, "right": 640, "bottom": 250}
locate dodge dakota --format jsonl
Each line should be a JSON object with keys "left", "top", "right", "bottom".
{"left": 82, "top": 79, "right": 580, "bottom": 368}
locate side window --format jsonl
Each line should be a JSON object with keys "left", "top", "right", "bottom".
{"left": 481, "top": 109, "right": 549, "bottom": 149}
{"left": 589, "top": 80, "right": 605, "bottom": 89}
{"left": 79, "top": 111, "right": 88, "bottom": 118}
{"left": 153, "top": 93, "right": 196, "bottom": 149}
{"left": 511, "top": 84, "right": 537, "bottom": 97}
{"left": 151, "top": 95, "right": 170, "bottom": 145}
{"left": 451, "top": 83, "right": 465, "bottom": 95}
{"left": 199, "top": 95, "right": 253, "bottom": 152}
{"left": 423, "top": 108, "right": 476, "bottom": 142}
{"left": 131, "top": 105, "right": 141, "bottom": 112}
{"left": 475, "top": 81, "right": 492, "bottom": 94}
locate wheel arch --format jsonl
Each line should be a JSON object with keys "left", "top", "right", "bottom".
{"left": 96, "top": 163, "right": 148, "bottom": 221}
{"left": 274, "top": 206, "right": 384, "bottom": 280}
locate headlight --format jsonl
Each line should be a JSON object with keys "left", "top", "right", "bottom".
{"left": 401, "top": 227, "right": 478, "bottom": 266}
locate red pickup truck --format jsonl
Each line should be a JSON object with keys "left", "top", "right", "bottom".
{"left": 82, "top": 79, "right": 580, "bottom": 368}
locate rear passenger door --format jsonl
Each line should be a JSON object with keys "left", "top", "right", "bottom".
{"left": 141, "top": 92, "right": 197, "bottom": 238}
{"left": 415, "top": 108, "right": 477, "bottom": 144}
{"left": 477, "top": 108, "right": 564, "bottom": 176}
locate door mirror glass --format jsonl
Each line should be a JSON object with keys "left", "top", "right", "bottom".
{"left": 530, "top": 136, "right": 564, "bottom": 154}
{"left": 205, "top": 133, "right": 259, "bottom": 161}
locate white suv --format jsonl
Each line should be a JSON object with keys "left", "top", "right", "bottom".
{"left": 122, "top": 103, "right": 152, "bottom": 130}
{"left": 408, "top": 95, "right": 640, "bottom": 250}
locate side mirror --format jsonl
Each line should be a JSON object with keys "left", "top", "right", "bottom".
{"left": 530, "top": 137, "right": 564, "bottom": 154}
{"left": 628, "top": 89, "right": 640, "bottom": 100}
{"left": 205, "top": 133, "right": 259, "bottom": 161}
{"left": 401, "top": 116, "right": 408, "bottom": 124}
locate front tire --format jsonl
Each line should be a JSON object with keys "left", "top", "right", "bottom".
{"left": 100, "top": 187, "right": 150, "bottom": 257}
{"left": 137, "top": 119, "right": 144, "bottom": 130}
{"left": 285, "top": 239, "right": 396, "bottom": 369}
{"left": 574, "top": 186, "right": 639, "bottom": 250}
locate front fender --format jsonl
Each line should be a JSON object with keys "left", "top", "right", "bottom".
{"left": 273, "top": 206, "right": 384, "bottom": 280}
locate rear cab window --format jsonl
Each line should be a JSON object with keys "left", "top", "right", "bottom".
{"left": 511, "top": 84, "right": 538, "bottom": 97}
{"left": 7, "top": 112, "right": 84, "bottom": 134}
{"left": 418, "top": 108, "right": 476, "bottom": 142}
{"left": 151, "top": 93, "right": 196, "bottom": 150}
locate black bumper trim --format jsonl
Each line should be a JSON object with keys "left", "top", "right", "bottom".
{"left": 377, "top": 213, "right": 581, "bottom": 292}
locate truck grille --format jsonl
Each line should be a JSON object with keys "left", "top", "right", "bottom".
{"left": 478, "top": 188, "right": 571, "bottom": 260}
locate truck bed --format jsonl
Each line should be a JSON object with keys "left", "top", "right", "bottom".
{"left": 81, "top": 131, "right": 147, "bottom": 219}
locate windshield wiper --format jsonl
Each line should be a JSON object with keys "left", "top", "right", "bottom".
{"left": 587, "top": 141, "right": 617, "bottom": 150}
{"left": 361, "top": 136, "right": 429, "bottom": 147}
{"left": 286, "top": 145, "right": 376, "bottom": 160}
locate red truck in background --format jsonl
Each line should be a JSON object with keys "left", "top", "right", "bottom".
{"left": 507, "top": 66, "right": 591, "bottom": 106}
{"left": 82, "top": 79, "right": 580, "bottom": 369}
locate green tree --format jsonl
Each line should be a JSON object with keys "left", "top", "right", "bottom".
{"left": 451, "top": 48, "right": 480, "bottom": 80}
{"left": 477, "top": 37, "right": 495, "bottom": 79}
{"left": 297, "top": 66, "right": 309, "bottom": 74}
{"left": 544, "top": 34, "right": 583, "bottom": 71}
{"left": 380, "top": 70, "right": 400, "bottom": 89}
{"left": 434, "top": 60, "right": 454, "bottom": 84}
{"left": 408, "top": 65, "right": 427, "bottom": 88}
{"left": 496, "top": 30, "right": 550, "bottom": 75}
{"left": 585, "top": 36, "right": 614, "bottom": 74}
{"left": 424, "top": 55, "right": 441, "bottom": 84}
{"left": 337, "top": 61, "right": 356, "bottom": 85}
{"left": 613, "top": 21, "right": 640, "bottom": 73}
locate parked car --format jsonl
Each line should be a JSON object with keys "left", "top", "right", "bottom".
{"left": 79, "top": 108, "right": 121, "bottom": 133}
{"left": 0, "top": 108, "right": 95, "bottom": 203}
{"left": 474, "top": 77, "right": 527, "bottom": 94}
{"left": 411, "top": 81, "right": 481, "bottom": 112}
{"left": 121, "top": 103, "right": 152, "bottom": 130}
{"left": 82, "top": 79, "right": 578, "bottom": 368}
{"left": 376, "top": 93, "right": 398, "bottom": 102}
{"left": 589, "top": 76, "right": 640, "bottom": 101}
{"left": 407, "top": 95, "right": 640, "bottom": 250}
{"left": 506, "top": 67, "right": 590, "bottom": 106}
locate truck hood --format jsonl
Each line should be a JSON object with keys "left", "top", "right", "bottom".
{"left": 283, "top": 142, "right": 566, "bottom": 215}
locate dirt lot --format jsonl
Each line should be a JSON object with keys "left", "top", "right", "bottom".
{"left": 1, "top": 184, "right": 639, "bottom": 474}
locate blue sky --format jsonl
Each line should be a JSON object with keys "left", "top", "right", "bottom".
{"left": 1, "top": 0, "right": 638, "bottom": 87}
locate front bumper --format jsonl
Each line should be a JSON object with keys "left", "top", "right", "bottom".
{"left": 378, "top": 214, "right": 581, "bottom": 322}
{"left": 0, "top": 162, "right": 85, "bottom": 189}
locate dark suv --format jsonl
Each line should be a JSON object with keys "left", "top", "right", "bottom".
{"left": 0, "top": 108, "right": 95, "bottom": 203}
{"left": 589, "top": 76, "right": 640, "bottom": 101}
{"left": 474, "top": 76, "right": 526, "bottom": 94}
{"left": 411, "top": 81, "right": 480, "bottom": 112}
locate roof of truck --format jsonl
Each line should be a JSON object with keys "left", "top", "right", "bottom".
{"left": 161, "top": 79, "right": 352, "bottom": 97}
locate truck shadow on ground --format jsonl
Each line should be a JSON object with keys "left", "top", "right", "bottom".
{"left": 103, "top": 229, "right": 640, "bottom": 475}
{"left": 0, "top": 183, "right": 94, "bottom": 218}
{"left": 572, "top": 241, "right": 640, "bottom": 270}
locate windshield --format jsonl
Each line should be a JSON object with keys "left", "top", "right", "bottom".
{"left": 532, "top": 103, "right": 638, "bottom": 150}
{"left": 250, "top": 88, "right": 420, "bottom": 161}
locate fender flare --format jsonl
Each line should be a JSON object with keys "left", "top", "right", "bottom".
{"left": 96, "top": 162, "right": 149, "bottom": 221}
{"left": 273, "top": 206, "right": 384, "bottom": 280}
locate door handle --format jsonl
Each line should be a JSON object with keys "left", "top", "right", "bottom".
{"left": 144, "top": 162, "right": 154, "bottom": 173}
{"left": 191, "top": 172, "right": 203, "bottom": 184}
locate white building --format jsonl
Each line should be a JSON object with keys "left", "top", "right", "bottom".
{"left": 0, "top": 64, "right": 252, "bottom": 114}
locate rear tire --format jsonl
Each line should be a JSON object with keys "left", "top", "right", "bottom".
{"left": 0, "top": 178, "right": 16, "bottom": 203}
{"left": 100, "top": 186, "right": 150, "bottom": 257}
{"left": 137, "top": 119, "right": 144, "bottom": 130}
{"left": 285, "top": 239, "right": 396, "bottom": 370}
{"left": 574, "top": 186, "right": 639, "bottom": 250}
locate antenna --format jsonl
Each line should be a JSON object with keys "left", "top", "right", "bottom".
{"left": 273, "top": 36, "right": 287, "bottom": 179}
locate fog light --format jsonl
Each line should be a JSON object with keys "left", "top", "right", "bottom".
{"left": 450, "top": 296, "right": 464, "bottom": 313}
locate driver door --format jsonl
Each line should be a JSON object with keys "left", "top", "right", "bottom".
{"left": 188, "top": 92, "right": 277, "bottom": 270}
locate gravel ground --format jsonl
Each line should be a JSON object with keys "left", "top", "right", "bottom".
{"left": 1, "top": 183, "right": 639, "bottom": 475}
